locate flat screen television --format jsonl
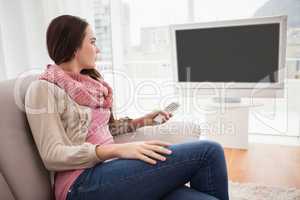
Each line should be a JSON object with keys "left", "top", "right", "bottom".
{"left": 170, "top": 16, "right": 287, "bottom": 100}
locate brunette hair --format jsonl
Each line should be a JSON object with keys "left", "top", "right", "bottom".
{"left": 46, "top": 15, "right": 102, "bottom": 80}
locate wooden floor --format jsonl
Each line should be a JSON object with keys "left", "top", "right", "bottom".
{"left": 224, "top": 143, "right": 300, "bottom": 189}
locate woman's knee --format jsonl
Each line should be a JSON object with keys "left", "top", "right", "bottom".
{"left": 200, "top": 140, "right": 224, "bottom": 154}
{"left": 167, "top": 140, "right": 225, "bottom": 164}
{"left": 195, "top": 140, "right": 225, "bottom": 162}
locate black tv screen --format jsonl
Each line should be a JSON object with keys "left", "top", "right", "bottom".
{"left": 175, "top": 23, "right": 280, "bottom": 83}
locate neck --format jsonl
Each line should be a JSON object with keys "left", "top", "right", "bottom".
{"left": 58, "top": 60, "right": 81, "bottom": 74}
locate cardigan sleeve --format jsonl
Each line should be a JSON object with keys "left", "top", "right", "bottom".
{"left": 25, "top": 80, "right": 101, "bottom": 171}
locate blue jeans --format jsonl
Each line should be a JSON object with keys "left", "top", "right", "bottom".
{"left": 66, "top": 140, "right": 229, "bottom": 200}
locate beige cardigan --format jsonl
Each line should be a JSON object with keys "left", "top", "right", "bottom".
{"left": 25, "top": 80, "right": 136, "bottom": 171}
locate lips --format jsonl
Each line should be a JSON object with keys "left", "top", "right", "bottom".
{"left": 95, "top": 54, "right": 99, "bottom": 61}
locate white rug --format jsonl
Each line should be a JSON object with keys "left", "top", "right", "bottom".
{"left": 230, "top": 182, "right": 300, "bottom": 200}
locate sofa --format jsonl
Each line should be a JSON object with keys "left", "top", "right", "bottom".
{"left": 0, "top": 74, "right": 201, "bottom": 200}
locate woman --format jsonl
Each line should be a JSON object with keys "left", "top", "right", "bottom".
{"left": 25, "top": 15, "right": 229, "bottom": 200}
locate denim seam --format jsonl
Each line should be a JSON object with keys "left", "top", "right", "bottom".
{"left": 207, "top": 165, "right": 216, "bottom": 196}
{"left": 205, "top": 146, "right": 225, "bottom": 197}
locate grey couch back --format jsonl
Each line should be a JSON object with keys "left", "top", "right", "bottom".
{"left": 0, "top": 75, "right": 53, "bottom": 200}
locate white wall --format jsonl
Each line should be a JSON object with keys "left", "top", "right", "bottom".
{"left": 0, "top": 0, "right": 96, "bottom": 80}
{"left": 21, "top": 0, "right": 50, "bottom": 69}
{"left": 0, "top": 25, "right": 7, "bottom": 80}
{"left": 41, "top": 0, "right": 96, "bottom": 32}
{"left": 0, "top": 0, "right": 31, "bottom": 79}
{"left": 111, "top": 0, "right": 130, "bottom": 116}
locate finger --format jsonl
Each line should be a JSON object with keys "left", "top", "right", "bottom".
{"left": 159, "top": 111, "right": 170, "bottom": 119}
{"left": 152, "top": 110, "right": 160, "bottom": 116}
{"left": 137, "top": 154, "right": 157, "bottom": 165}
{"left": 145, "top": 144, "right": 172, "bottom": 155}
{"left": 159, "top": 117, "right": 168, "bottom": 124}
{"left": 141, "top": 149, "right": 166, "bottom": 161}
{"left": 146, "top": 140, "right": 172, "bottom": 147}
{"left": 161, "top": 117, "right": 167, "bottom": 123}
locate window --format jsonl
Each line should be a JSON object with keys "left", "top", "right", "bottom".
{"left": 93, "top": 0, "right": 113, "bottom": 71}
{"left": 112, "top": 0, "right": 300, "bottom": 81}
{"left": 105, "top": 1, "right": 300, "bottom": 137}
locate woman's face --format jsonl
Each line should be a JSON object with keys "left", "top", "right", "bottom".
{"left": 75, "top": 25, "right": 100, "bottom": 69}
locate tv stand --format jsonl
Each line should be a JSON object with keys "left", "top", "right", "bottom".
{"left": 200, "top": 100, "right": 263, "bottom": 149}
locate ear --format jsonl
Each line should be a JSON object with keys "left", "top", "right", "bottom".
{"left": 73, "top": 49, "right": 80, "bottom": 60}
{"left": 74, "top": 50, "right": 78, "bottom": 58}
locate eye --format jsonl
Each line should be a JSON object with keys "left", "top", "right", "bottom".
{"left": 90, "top": 37, "right": 97, "bottom": 46}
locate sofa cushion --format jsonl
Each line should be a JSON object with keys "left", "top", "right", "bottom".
{"left": 0, "top": 173, "right": 14, "bottom": 200}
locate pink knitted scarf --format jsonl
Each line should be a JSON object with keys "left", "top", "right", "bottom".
{"left": 39, "top": 64, "right": 113, "bottom": 109}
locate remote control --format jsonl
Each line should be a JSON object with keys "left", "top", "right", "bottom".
{"left": 153, "top": 102, "right": 180, "bottom": 124}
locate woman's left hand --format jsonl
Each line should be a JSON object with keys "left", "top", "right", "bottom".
{"left": 141, "top": 110, "right": 173, "bottom": 126}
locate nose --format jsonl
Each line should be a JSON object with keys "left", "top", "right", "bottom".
{"left": 96, "top": 47, "right": 100, "bottom": 54}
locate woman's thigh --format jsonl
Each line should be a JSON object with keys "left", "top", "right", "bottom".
{"left": 68, "top": 140, "right": 226, "bottom": 200}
